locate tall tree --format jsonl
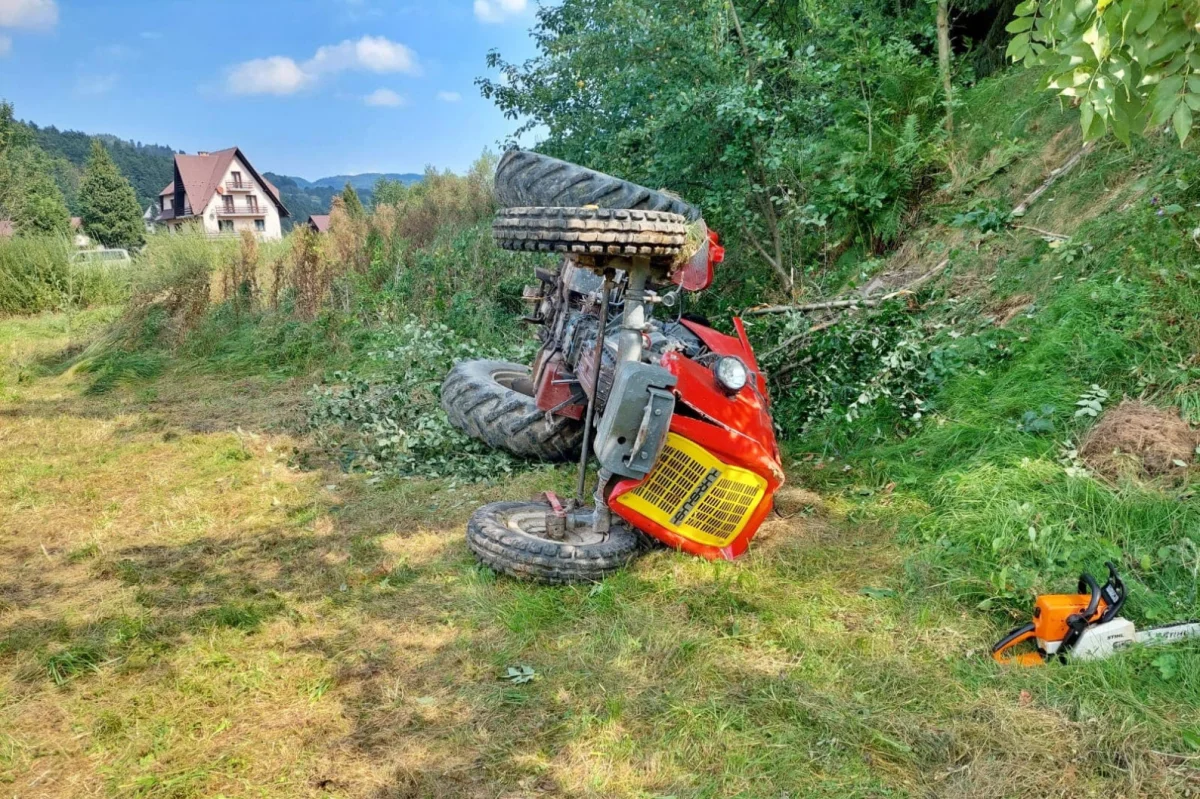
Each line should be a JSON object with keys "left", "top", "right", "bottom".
{"left": 79, "top": 140, "right": 145, "bottom": 249}
{"left": 936, "top": 0, "right": 954, "bottom": 130}
{"left": 372, "top": 176, "right": 409, "bottom": 208}
{"left": 341, "top": 183, "right": 366, "bottom": 219}
{"left": 479, "top": 0, "right": 944, "bottom": 292}
{"left": 12, "top": 151, "right": 71, "bottom": 237}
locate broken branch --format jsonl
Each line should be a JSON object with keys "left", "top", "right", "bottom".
{"left": 1012, "top": 141, "right": 1094, "bottom": 217}
{"left": 1013, "top": 224, "right": 1069, "bottom": 241}
{"left": 744, "top": 258, "right": 949, "bottom": 317}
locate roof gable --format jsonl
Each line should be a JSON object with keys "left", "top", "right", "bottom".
{"left": 159, "top": 147, "right": 289, "bottom": 219}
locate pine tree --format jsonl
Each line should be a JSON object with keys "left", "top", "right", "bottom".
{"left": 79, "top": 139, "right": 145, "bottom": 249}
{"left": 341, "top": 182, "right": 366, "bottom": 219}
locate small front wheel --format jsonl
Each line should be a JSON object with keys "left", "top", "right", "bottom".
{"left": 467, "top": 501, "right": 641, "bottom": 584}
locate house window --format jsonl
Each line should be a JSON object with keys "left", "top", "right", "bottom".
{"left": 255, "top": 219, "right": 265, "bottom": 232}
{"left": 247, "top": 195, "right": 258, "bottom": 212}
{"left": 219, "top": 220, "right": 234, "bottom": 233}
{"left": 231, "top": 171, "right": 243, "bottom": 188}
{"left": 223, "top": 195, "right": 234, "bottom": 212}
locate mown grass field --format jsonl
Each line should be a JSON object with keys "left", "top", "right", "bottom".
{"left": 1, "top": 307, "right": 1198, "bottom": 799}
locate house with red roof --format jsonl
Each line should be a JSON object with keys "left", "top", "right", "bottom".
{"left": 155, "top": 147, "right": 289, "bottom": 240}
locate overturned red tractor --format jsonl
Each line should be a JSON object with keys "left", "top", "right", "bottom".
{"left": 442, "top": 151, "right": 785, "bottom": 583}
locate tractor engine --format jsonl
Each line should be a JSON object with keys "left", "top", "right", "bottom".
{"left": 524, "top": 257, "right": 704, "bottom": 414}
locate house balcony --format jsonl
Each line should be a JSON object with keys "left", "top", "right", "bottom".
{"left": 225, "top": 181, "right": 254, "bottom": 192}
{"left": 156, "top": 205, "right": 193, "bottom": 222}
{"left": 217, "top": 204, "right": 266, "bottom": 217}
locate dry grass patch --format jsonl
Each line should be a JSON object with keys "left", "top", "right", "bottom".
{"left": 1082, "top": 401, "right": 1199, "bottom": 482}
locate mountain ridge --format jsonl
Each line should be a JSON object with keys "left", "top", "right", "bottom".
{"left": 294, "top": 173, "right": 423, "bottom": 191}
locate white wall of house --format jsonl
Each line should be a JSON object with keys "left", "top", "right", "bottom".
{"left": 195, "top": 155, "right": 283, "bottom": 241}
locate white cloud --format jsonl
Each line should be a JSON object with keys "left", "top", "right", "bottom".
{"left": 227, "top": 56, "right": 313, "bottom": 96}
{"left": 225, "top": 36, "right": 420, "bottom": 96}
{"left": 0, "top": 0, "right": 57, "bottom": 30}
{"left": 75, "top": 73, "right": 117, "bottom": 96}
{"left": 473, "top": 0, "right": 526, "bottom": 23}
{"left": 364, "top": 88, "right": 405, "bottom": 107}
{"left": 437, "top": 91, "right": 461, "bottom": 103}
{"left": 0, "top": 35, "right": 10, "bottom": 56}
{"left": 308, "top": 36, "right": 419, "bottom": 75}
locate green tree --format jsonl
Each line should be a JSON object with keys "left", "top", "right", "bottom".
{"left": 79, "top": 139, "right": 145, "bottom": 249}
{"left": 372, "top": 176, "right": 409, "bottom": 208}
{"left": 1008, "top": 0, "right": 1200, "bottom": 144}
{"left": 341, "top": 183, "right": 366, "bottom": 219}
{"left": 12, "top": 158, "right": 71, "bottom": 237}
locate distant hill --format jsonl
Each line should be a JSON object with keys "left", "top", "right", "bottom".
{"left": 265, "top": 172, "right": 425, "bottom": 226}
{"left": 307, "top": 173, "right": 423, "bottom": 192}
{"left": 262, "top": 173, "right": 341, "bottom": 228}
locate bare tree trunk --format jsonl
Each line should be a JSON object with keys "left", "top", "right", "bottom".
{"left": 761, "top": 194, "right": 792, "bottom": 293}
{"left": 937, "top": 0, "right": 954, "bottom": 131}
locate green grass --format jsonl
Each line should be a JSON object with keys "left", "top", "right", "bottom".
{"left": 0, "top": 234, "right": 132, "bottom": 314}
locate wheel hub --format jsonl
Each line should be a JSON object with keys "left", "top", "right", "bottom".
{"left": 503, "top": 507, "right": 609, "bottom": 547}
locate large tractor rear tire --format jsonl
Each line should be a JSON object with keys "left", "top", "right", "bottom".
{"left": 441, "top": 360, "right": 582, "bottom": 462}
{"left": 493, "top": 206, "right": 688, "bottom": 257}
{"left": 495, "top": 150, "right": 703, "bottom": 221}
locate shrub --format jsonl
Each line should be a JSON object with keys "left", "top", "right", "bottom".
{"left": 372, "top": 154, "right": 497, "bottom": 248}
{"left": 0, "top": 234, "right": 71, "bottom": 313}
{"left": 0, "top": 234, "right": 128, "bottom": 313}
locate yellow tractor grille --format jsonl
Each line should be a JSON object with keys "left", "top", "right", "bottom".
{"left": 615, "top": 433, "right": 767, "bottom": 548}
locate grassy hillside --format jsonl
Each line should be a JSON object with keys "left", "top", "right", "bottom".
{"left": 0, "top": 69, "right": 1198, "bottom": 798}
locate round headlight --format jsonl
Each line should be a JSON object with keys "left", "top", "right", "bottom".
{"left": 714, "top": 356, "right": 749, "bottom": 393}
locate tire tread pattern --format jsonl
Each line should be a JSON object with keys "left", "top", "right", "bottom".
{"left": 467, "top": 501, "right": 639, "bottom": 583}
{"left": 495, "top": 150, "right": 702, "bottom": 221}
{"left": 493, "top": 206, "right": 688, "bottom": 257}
{"left": 441, "top": 360, "right": 582, "bottom": 462}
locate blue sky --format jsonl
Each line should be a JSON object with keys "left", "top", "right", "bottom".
{"left": 0, "top": 0, "right": 542, "bottom": 178}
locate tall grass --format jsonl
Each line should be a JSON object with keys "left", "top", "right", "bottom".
{"left": 0, "top": 235, "right": 129, "bottom": 313}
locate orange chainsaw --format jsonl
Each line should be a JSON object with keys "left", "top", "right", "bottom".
{"left": 992, "top": 563, "right": 1200, "bottom": 666}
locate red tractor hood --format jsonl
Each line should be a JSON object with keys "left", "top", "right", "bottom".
{"left": 662, "top": 318, "right": 782, "bottom": 480}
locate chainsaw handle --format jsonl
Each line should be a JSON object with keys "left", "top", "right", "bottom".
{"left": 992, "top": 622, "right": 1042, "bottom": 666}
{"left": 1061, "top": 572, "right": 1104, "bottom": 656}
{"left": 1100, "top": 561, "right": 1126, "bottom": 623}
{"left": 1075, "top": 572, "right": 1102, "bottom": 620}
